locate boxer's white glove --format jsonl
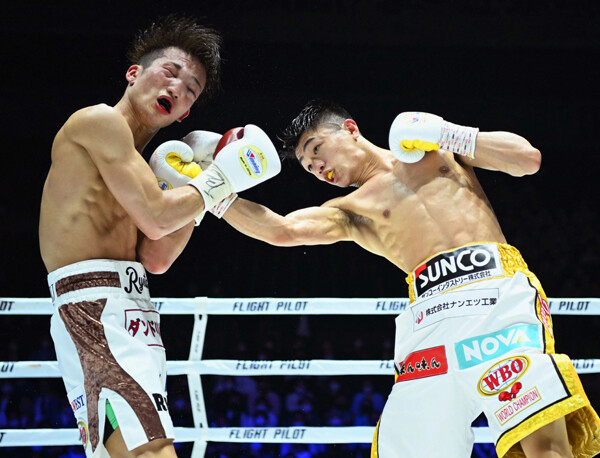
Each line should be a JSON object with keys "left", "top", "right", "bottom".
{"left": 181, "top": 130, "right": 222, "bottom": 170}
{"left": 187, "top": 124, "right": 281, "bottom": 210}
{"left": 149, "top": 140, "right": 205, "bottom": 225}
{"left": 389, "top": 112, "right": 479, "bottom": 163}
{"left": 181, "top": 130, "right": 239, "bottom": 218}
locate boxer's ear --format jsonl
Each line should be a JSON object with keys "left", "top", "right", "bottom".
{"left": 126, "top": 65, "right": 141, "bottom": 85}
{"left": 343, "top": 119, "right": 360, "bottom": 139}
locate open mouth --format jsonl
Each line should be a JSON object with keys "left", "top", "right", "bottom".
{"left": 325, "top": 169, "right": 335, "bottom": 183}
{"left": 156, "top": 97, "right": 172, "bottom": 114}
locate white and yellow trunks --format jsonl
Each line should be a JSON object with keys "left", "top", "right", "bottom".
{"left": 48, "top": 259, "right": 174, "bottom": 457}
{"left": 372, "top": 243, "right": 600, "bottom": 458}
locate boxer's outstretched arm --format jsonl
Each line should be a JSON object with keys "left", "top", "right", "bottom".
{"left": 224, "top": 197, "right": 352, "bottom": 247}
{"left": 463, "top": 131, "right": 541, "bottom": 177}
{"left": 136, "top": 222, "right": 195, "bottom": 274}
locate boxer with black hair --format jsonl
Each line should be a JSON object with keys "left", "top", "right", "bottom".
{"left": 39, "top": 15, "right": 279, "bottom": 458}
{"left": 214, "top": 99, "right": 600, "bottom": 458}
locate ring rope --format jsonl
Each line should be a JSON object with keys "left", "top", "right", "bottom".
{"left": 2, "top": 358, "right": 599, "bottom": 379}
{"left": 0, "top": 426, "right": 495, "bottom": 447}
{"left": 1, "top": 296, "right": 597, "bottom": 453}
{"left": 1, "top": 297, "right": 599, "bottom": 315}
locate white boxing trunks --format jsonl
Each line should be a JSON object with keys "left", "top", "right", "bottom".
{"left": 372, "top": 243, "right": 600, "bottom": 458}
{"left": 48, "top": 259, "right": 174, "bottom": 457}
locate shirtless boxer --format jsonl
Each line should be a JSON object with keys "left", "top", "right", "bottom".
{"left": 39, "top": 15, "right": 279, "bottom": 458}
{"left": 207, "top": 100, "right": 599, "bottom": 457}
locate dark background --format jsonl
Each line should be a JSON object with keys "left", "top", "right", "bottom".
{"left": 2, "top": 0, "right": 600, "bottom": 300}
{"left": 0, "top": 1, "right": 599, "bottom": 456}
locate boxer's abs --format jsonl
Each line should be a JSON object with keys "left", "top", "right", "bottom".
{"left": 40, "top": 150, "right": 138, "bottom": 273}
{"left": 351, "top": 165, "right": 507, "bottom": 273}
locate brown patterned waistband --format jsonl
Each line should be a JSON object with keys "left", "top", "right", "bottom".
{"left": 53, "top": 271, "right": 121, "bottom": 298}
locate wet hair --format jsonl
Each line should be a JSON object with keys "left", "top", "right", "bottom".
{"left": 127, "top": 14, "right": 222, "bottom": 103}
{"left": 279, "top": 99, "right": 352, "bottom": 160}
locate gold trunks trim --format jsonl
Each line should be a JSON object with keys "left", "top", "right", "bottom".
{"left": 497, "top": 354, "right": 600, "bottom": 458}
{"left": 370, "top": 418, "right": 381, "bottom": 457}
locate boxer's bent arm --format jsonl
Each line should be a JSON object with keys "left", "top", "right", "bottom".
{"left": 224, "top": 197, "right": 352, "bottom": 247}
{"left": 136, "top": 222, "right": 195, "bottom": 274}
{"left": 462, "top": 131, "right": 541, "bottom": 177}
{"left": 66, "top": 106, "right": 204, "bottom": 239}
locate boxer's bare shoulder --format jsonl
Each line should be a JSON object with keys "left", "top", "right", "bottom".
{"left": 58, "top": 104, "right": 130, "bottom": 154}
{"left": 62, "top": 104, "right": 117, "bottom": 132}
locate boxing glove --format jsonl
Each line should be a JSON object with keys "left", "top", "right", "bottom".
{"left": 181, "top": 130, "right": 223, "bottom": 170}
{"left": 181, "top": 129, "right": 239, "bottom": 218}
{"left": 149, "top": 140, "right": 205, "bottom": 225}
{"left": 389, "top": 112, "right": 479, "bottom": 163}
{"left": 149, "top": 140, "right": 200, "bottom": 190}
{"left": 187, "top": 124, "right": 281, "bottom": 210}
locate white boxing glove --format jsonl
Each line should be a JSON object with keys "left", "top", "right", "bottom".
{"left": 181, "top": 129, "right": 238, "bottom": 218}
{"left": 181, "top": 130, "right": 223, "bottom": 170}
{"left": 149, "top": 140, "right": 205, "bottom": 225}
{"left": 187, "top": 124, "right": 281, "bottom": 211}
{"left": 389, "top": 112, "right": 479, "bottom": 163}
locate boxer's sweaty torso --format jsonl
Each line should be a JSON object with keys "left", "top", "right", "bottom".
{"left": 327, "top": 150, "right": 507, "bottom": 273}
{"left": 40, "top": 106, "right": 139, "bottom": 273}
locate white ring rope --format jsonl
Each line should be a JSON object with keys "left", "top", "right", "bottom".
{"left": 0, "top": 426, "right": 496, "bottom": 447}
{"left": 2, "top": 358, "right": 599, "bottom": 379}
{"left": 1, "top": 296, "right": 597, "bottom": 453}
{"left": 1, "top": 297, "right": 599, "bottom": 315}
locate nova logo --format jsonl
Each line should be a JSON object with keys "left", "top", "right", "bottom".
{"left": 455, "top": 324, "right": 540, "bottom": 369}
{"left": 478, "top": 355, "right": 529, "bottom": 396}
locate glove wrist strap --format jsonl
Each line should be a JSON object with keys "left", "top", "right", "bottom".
{"left": 439, "top": 121, "right": 479, "bottom": 159}
{"left": 187, "top": 165, "right": 234, "bottom": 211}
{"left": 209, "top": 193, "right": 238, "bottom": 219}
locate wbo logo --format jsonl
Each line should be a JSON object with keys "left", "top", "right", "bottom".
{"left": 478, "top": 355, "right": 530, "bottom": 396}
{"left": 455, "top": 324, "right": 540, "bottom": 369}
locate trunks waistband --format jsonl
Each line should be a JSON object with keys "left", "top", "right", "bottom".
{"left": 406, "top": 243, "right": 529, "bottom": 302}
{"left": 47, "top": 259, "right": 150, "bottom": 303}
